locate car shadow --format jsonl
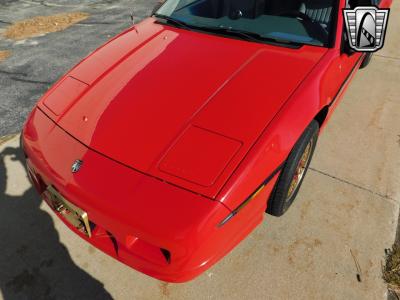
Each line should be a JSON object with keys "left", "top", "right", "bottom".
{"left": 0, "top": 143, "right": 113, "bottom": 300}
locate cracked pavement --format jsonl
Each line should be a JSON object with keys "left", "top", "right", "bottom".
{"left": 0, "top": 0, "right": 400, "bottom": 299}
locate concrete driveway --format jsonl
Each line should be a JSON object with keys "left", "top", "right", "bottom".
{"left": 0, "top": 1, "right": 399, "bottom": 299}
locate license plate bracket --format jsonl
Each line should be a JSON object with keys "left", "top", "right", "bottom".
{"left": 43, "top": 186, "right": 92, "bottom": 237}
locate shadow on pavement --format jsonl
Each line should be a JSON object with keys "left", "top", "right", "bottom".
{"left": 0, "top": 143, "right": 113, "bottom": 299}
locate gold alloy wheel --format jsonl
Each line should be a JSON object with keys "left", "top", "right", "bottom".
{"left": 286, "top": 139, "right": 313, "bottom": 200}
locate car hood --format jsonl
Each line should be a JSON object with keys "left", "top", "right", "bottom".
{"left": 39, "top": 18, "right": 327, "bottom": 198}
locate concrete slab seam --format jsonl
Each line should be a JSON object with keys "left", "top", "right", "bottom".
{"left": 310, "top": 167, "right": 400, "bottom": 206}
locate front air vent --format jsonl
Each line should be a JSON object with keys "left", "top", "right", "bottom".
{"left": 160, "top": 248, "right": 171, "bottom": 264}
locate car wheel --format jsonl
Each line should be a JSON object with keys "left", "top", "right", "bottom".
{"left": 266, "top": 120, "right": 319, "bottom": 217}
{"left": 360, "top": 53, "right": 373, "bottom": 69}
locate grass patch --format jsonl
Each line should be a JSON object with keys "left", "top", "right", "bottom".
{"left": 383, "top": 244, "right": 400, "bottom": 295}
{"left": 3, "top": 12, "right": 89, "bottom": 40}
{"left": 0, "top": 50, "right": 12, "bottom": 62}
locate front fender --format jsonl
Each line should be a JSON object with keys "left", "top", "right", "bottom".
{"left": 218, "top": 51, "right": 335, "bottom": 212}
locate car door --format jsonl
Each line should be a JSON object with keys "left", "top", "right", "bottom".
{"left": 319, "top": 0, "right": 364, "bottom": 117}
{"left": 317, "top": 0, "right": 391, "bottom": 131}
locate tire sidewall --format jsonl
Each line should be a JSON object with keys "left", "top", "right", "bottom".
{"left": 267, "top": 121, "right": 319, "bottom": 216}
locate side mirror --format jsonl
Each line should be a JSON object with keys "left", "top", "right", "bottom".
{"left": 152, "top": 1, "right": 165, "bottom": 16}
{"left": 342, "top": 31, "right": 356, "bottom": 56}
{"left": 343, "top": 40, "right": 356, "bottom": 56}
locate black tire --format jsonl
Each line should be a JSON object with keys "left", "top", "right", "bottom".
{"left": 267, "top": 120, "right": 319, "bottom": 217}
{"left": 360, "top": 53, "right": 373, "bottom": 69}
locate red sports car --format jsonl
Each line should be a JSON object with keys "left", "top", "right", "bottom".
{"left": 21, "top": 0, "right": 392, "bottom": 282}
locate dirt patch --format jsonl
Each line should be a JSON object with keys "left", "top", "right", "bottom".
{"left": 3, "top": 12, "right": 89, "bottom": 40}
{"left": 0, "top": 50, "right": 12, "bottom": 62}
{"left": 159, "top": 282, "right": 170, "bottom": 297}
{"left": 300, "top": 200, "right": 311, "bottom": 221}
{"left": 383, "top": 245, "right": 400, "bottom": 296}
{"left": 288, "top": 238, "right": 322, "bottom": 271}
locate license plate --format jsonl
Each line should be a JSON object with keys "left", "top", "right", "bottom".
{"left": 43, "top": 186, "right": 92, "bottom": 237}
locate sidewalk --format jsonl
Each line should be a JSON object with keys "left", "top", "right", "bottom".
{"left": 1, "top": 2, "right": 399, "bottom": 300}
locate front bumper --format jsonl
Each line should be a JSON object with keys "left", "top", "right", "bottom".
{"left": 22, "top": 108, "right": 264, "bottom": 282}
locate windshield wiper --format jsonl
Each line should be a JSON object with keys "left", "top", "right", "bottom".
{"left": 153, "top": 14, "right": 191, "bottom": 30}
{"left": 152, "top": 17, "right": 302, "bottom": 47}
{"left": 195, "top": 26, "right": 302, "bottom": 47}
{"left": 201, "top": 26, "right": 263, "bottom": 42}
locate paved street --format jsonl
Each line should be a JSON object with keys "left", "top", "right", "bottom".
{"left": 0, "top": 1, "right": 399, "bottom": 299}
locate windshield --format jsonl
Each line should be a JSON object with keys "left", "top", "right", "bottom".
{"left": 155, "top": 0, "right": 338, "bottom": 47}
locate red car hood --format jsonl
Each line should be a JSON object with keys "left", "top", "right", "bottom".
{"left": 39, "top": 18, "right": 327, "bottom": 198}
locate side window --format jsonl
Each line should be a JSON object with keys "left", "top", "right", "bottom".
{"left": 348, "top": 0, "right": 374, "bottom": 8}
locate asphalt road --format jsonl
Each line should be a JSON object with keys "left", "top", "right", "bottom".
{"left": 0, "top": 0, "right": 158, "bottom": 136}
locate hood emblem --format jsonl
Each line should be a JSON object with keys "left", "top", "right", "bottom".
{"left": 71, "top": 160, "right": 83, "bottom": 173}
